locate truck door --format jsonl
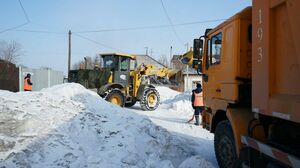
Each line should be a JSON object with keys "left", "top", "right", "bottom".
{"left": 203, "top": 32, "right": 223, "bottom": 108}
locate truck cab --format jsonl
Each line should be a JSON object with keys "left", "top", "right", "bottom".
{"left": 194, "top": 7, "right": 252, "bottom": 130}
{"left": 191, "top": 1, "right": 300, "bottom": 167}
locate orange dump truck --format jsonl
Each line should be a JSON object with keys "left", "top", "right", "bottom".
{"left": 186, "top": 0, "right": 300, "bottom": 167}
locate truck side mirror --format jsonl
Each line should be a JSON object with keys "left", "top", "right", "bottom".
{"left": 193, "top": 39, "right": 203, "bottom": 59}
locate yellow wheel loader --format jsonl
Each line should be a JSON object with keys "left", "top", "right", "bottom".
{"left": 69, "top": 53, "right": 181, "bottom": 111}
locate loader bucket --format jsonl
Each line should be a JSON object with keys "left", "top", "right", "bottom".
{"left": 168, "top": 69, "right": 182, "bottom": 85}
{"left": 148, "top": 69, "right": 182, "bottom": 86}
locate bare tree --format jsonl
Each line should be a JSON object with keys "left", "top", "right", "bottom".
{"left": 72, "top": 55, "right": 99, "bottom": 70}
{"left": 72, "top": 62, "right": 81, "bottom": 70}
{"left": 0, "top": 40, "right": 22, "bottom": 64}
{"left": 157, "top": 54, "right": 170, "bottom": 67}
{"left": 93, "top": 54, "right": 101, "bottom": 68}
{"left": 72, "top": 59, "right": 85, "bottom": 70}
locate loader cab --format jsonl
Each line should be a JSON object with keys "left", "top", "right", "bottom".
{"left": 101, "top": 53, "right": 136, "bottom": 86}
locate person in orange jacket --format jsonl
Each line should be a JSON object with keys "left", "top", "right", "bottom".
{"left": 24, "top": 73, "right": 33, "bottom": 91}
{"left": 190, "top": 83, "right": 204, "bottom": 125}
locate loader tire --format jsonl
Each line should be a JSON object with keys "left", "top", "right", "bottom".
{"left": 214, "top": 120, "right": 238, "bottom": 168}
{"left": 105, "top": 89, "right": 125, "bottom": 107}
{"left": 140, "top": 88, "right": 160, "bottom": 111}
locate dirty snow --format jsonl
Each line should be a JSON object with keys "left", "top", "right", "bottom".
{"left": 0, "top": 83, "right": 217, "bottom": 167}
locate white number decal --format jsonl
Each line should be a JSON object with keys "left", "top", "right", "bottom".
{"left": 257, "top": 27, "right": 263, "bottom": 42}
{"left": 259, "top": 9, "right": 262, "bottom": 24}
{"left": 257, "top": 47, "right": 263, "bottom": 62}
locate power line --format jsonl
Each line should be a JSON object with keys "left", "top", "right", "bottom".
{"left": 11, "top": 29, "right": 66, "bottom": 34}
{"left": 160, "top": 0, "right": 183, "bottom": 44}
{"left": 73, "top": 33, "right": 123, "bottom": 52}
{"left": 0, "top": 0, "right": 30, "bottom": 34}
{"left": 18, "top": 0, "right": 30, "bottom": 23}
{"left": 0, "top": 23, "right": 29, "bottom": 34}
{"left": 174, "top": 19, "right": 225, "bottom": 26}
{"left": 74, "top": 19, "right": 225, "bottom": 34}
{"left": 1, "top": 19, "right": 225, "bottom": 35}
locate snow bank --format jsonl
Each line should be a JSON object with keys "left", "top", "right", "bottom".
{"left": 131, "top": 87, "right": 217, "bottom": 167}
{"left": 161, "top": 91, "right": 194, "bottom": 118}
{"left": 0, "top": 83, "right": 215, "bottom": 167}
{"left": 156, "top": 86, "right": 194, "bottom": 119}
{"left": 155, "top": 86, "right": 180, "bottom": 102}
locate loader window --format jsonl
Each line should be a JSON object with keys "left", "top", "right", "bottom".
{"left": 120, "top": 57, "right": 129, "bottom": 71}
{"left": 130, "top": 59, "right": 137, "bottom": 70}
{"left": 103, "top": 56, "right": 117, "bottom": 71}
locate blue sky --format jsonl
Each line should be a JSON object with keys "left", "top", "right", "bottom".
{"left": 0, "top": 0, "right": 251, "bottom": 75}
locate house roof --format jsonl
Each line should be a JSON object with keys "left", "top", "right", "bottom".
{"left": 171, "top": 55, "right": 181, "bottom": 61}
{"left": 135, "top": 55, "right": 166, "bottom": 68}
{"left": 182, "top": 67, "right": 199, "bottom": 75}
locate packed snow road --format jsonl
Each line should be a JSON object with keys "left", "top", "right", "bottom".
{"left": 0, "top": 83, "right": 217, "bottom": 168}
{"left": 129, "top": 87, "right": 217, "bottom": 167}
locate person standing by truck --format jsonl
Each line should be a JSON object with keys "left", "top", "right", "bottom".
{"left": 24, "top": 73, "right": 33, "bottom": 91}
{"left": 190, "top": 83, "right": 204, "bottom": 125}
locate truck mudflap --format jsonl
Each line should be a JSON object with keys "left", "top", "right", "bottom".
{"left": 241, "top": 135, "right": 300, "bottom": 167}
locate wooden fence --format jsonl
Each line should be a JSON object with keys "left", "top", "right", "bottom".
{"left": 0, "top": 60, "right": 19, "bottom": 92}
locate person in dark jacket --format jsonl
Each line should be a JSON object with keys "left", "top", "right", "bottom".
{"left": 191, "top": 83, "right": 204, "bottom": 125}
{"left": 24, "top": 73, "right": 33, "bottom": 91}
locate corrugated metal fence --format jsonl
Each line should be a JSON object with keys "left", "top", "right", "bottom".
{"left": 19, "top": 67, "right": 64, "bottom": 91}
{"left": 0, "top": 61, "right": 64, "bottom": 92}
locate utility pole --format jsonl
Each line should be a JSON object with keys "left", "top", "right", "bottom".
{"left": 170, "top": 46, "right": 173, "bottom": 68}
{"left": 99, "top": 54, "right": 102, "bottom": 67}
{"left": 186, "top": 64, "right": 189, "bottom": 91}
{"left": 84, "top": 57, "right": 87, "bottom": 69}
{"left": 145, "top": 47, "right": 148, "bottom": 56}
{"left": 150, "top": 48, "right": 153, "bottom": 56}
{"left": 184, "top": 43, "right": 189, "bottom": 91}
{"left": 68, "top": 30, "right": 71, "bottom": 80}
{"left": 185, "top": 43, "right": 189, "bottom": 52}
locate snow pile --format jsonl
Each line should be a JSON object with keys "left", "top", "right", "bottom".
{"left": 160, "top": 91, "right": 194, "bottom": 118}
{"left": 156, "top": 86, "right": 194, "bottom": 117}
{"left": 0, "top": 83, "right": 215, "bottom": 167}
{"left": 155, "top": 86, "right": 180, "bottom": 102}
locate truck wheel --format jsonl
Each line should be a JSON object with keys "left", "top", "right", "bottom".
{"left": 105, "top": 89, "right": 125, "bottom": 107}
{"left": 140, "top": 88, "right": 160, "bottom": 111}
{"left": 125, "top": 99, "right": 137, "bottom": 107}
{"left": 214, "top": 120, "right": 238, "bottom": 168}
